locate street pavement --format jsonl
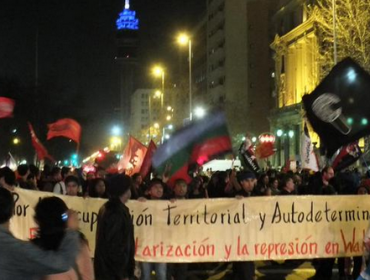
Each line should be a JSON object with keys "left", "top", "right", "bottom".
{"left": 186, "top": 260, "right": 342, "bottom": 280}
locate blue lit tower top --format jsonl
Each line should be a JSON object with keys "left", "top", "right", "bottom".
{"left": 116, "top": 0, "right": 139, "bottom": 30}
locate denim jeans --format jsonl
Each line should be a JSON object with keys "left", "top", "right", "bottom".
{"left": 140, "top": 262, "right": 167, "bottom": 280}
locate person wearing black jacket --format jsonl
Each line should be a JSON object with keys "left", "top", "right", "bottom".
{"left": 280, "top": 176, "right": 295, "bottom": 195}
{"left": 232, "top": 171, "right": 257, "bottom": 280}
{"left": 310, "top": 166, "right": 336, "bottom": 280}
{"left": 94, "top": 174, "right": 135, "bottom": 280}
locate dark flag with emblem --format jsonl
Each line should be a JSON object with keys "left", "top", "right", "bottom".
{"left": 302, "top": 58, "right": 370, "bottom": 157}
{"left": 239, "top": 137, "right": 260, "bottom": 174}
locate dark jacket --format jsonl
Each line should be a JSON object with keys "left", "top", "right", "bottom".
{"left": 94, "top": 199, "right": 135, "bottom": 280}
{"left": 0, "top": 226, "right": 78, "bottom": 280}
{"left": 280, "top": 189, "right": 294, "bottom": 195}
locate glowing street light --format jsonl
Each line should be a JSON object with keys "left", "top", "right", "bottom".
{"left": 111, "top": 126, "right": 122, "bottom": 136}
{"left": 154, "top": 90, "right": 161, "bottom": 98}
{"left": 177, "top": 32, "right": 192, "bottom": 121}
{"left": 13, "top": 138, "right": 20, "bottom": 145}
{"left": 194, "top": 107, "right": 206, "bottom": 118}
{"left": 162, "top": 124, "right": 174, "bottom": 144}
{"left": 110, "top": 136, "right": 122, "bottom": 151}
{"left": 152, "top": 65, "right": 165, "bottom": 110}
{"left": 177, "top": 33, "right": 190, "bottom": 46}
{"left": 152, "top": 66, "right": 164, "bottom": 77}
{"left": 154, "top": 123, "right": 160, "bottom": 129}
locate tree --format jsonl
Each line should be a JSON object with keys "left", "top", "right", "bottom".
{"left": 311, "top": 0, "right": 370, "bottom": 77}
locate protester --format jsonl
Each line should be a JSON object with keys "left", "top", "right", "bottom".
{"left": 352, "top": 185, "right": 370, "bottom": 279}
{"left": 280, "top": 176, "right": 295, "bottom": 195}
{"left": 94, "top": 174, "right": 135, "bottom": 280}
{"left": 232, "top": 171, "right": 257, "bottom": 280}
{"left": 17, "top": 164, "right": 32, "bottom": 189}
{"left": 140, "top": 178, "right": 167, "bottom": 280}
{"left": 130, "top": 173, "right": 144, "bottom": 199}
{"left": 168, "top": 179, "right": 189, "bottom": 280}
{"left": 269, "top": 177, "right": 280, "bottom": 195}
{"left": 0, "top": 167, "right": 17, "bottom": 192}
{"left": 88, "top": 178, "right": 108, "bottom": 198}
{"left": 207, "top": 171, "right": 229, "bottom": 198}
{"left": 32, "top": 197, "right": 94, "bottom": 280}
{"left": 0, "top": 187, "right": 79, "bottom": 279}
{"left": 255, "top": 173, "right": 269, "bottom": 195}
{"left": 53, "top": 167, "right": 72, "bottom": 195}
{"left": 311, "top": 166, "right": 336, "bottom": 280}
{"left": 188, "top": 177, "right": 208, "bottom": 199}
{"left": 65, "top": 175, "right": 81, "bottom": 197}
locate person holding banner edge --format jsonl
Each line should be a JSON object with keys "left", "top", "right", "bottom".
{"left": 0, "top": 187, "right": 80, "bottom": 280}
{"left": 232, "top": 171, "right": 257, "bottom": 280}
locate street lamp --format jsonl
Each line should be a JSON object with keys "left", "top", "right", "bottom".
{"left": 162, "top": 124, "right": 174, "bottom": 143}
{"left": 194, "top": 107, "right": 206, "bottom": 119}
{"left": 148, "top": 90, "right": 162, "bottom": 140}
{"left": 110, "top": 136, "right": 122, "bottom": 151}
{"left": 111, "top": 126, "right": 122, "bottom": 136}
{"left": 154, "top": 90, "right": 161, "bottom": 98}
{"left": 177, "top": 33, "right": 192, "bottom": 121}
{"left": 13, "top": 138, "right": 20, "bottom": 145}
{"left": 152, "top": 65, "right": 165, "bottom": 110}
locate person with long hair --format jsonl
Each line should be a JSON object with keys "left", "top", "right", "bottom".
{"left": 0, "top": 188, "right": 80, "bottom": 280}
{"left": 32, "top": 197, "right": 94, "bottom": 280}
{"left": 88, "top": 178, "right": 108, "bottom": 198}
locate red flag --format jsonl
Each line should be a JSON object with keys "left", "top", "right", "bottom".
{"left": 140, "top": 140, "right": 157, "bottom": 178}
{"left": 118, "top": 136, "right": 148, "bottom": 176}
{"left": 255, "top": 142, "right": 275, "bottom": 159}
{"left": 47, "top": 118, "right": 81, "bottom": 144}
{"left": 28, "top": 122, "right": 55, "bottom": 162}
{"left": 0, "top": 97, "right": 15, "bottom": 118}
{"left": 332, "top": 142, "right": 362, "bottom": 172}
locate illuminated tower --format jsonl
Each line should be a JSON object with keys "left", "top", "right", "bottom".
{"left": 115, "top": 0, "right": 139, "bottom": 129}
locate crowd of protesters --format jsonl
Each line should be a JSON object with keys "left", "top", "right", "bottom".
{"left": 1, "top": 161, "right": 370, "bottom": 280}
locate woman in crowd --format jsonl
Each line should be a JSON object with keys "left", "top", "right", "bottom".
{"left": 269, "top": 177, "right": 280, "bottom": 195}
{"left": 88, "top": 178, "right": 108, "bottom": 198}
{"left": 32, "top": 197, "right": 94, "bottom": 280}
{"left": 255, "top": 173, "right": 269, "bottom": 196}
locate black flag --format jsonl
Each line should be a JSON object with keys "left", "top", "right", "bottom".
{"left": 239, "top": 138, "right": 260, "bottom": 174}
{"left": 303, "top": 58, "right": 370, "bottom": 157}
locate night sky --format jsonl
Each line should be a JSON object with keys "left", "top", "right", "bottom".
{"left": 0, "top": 0, "right": 205, "bottom": 160}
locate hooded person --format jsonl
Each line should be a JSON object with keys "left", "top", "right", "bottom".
{"left": 94, "top": 174, "right": 135, "bottom": 280}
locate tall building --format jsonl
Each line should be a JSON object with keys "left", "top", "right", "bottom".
{"left": 270, "top": 0, "right": 320, "bottom": 166}
{"left": 115, "top": 0, "right": 140, "bottom": 130}
{"left": 191, "top": 0, "right": 277, "bottom": 138}
{"left": 130, "top": 88, "right": 177, "bottom": 144}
